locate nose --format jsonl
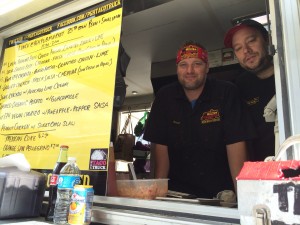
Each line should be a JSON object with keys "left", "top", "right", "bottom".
{"left": 243, "top": 44, "right": 252, "bottom": 54}
{"left": 186, "top": 64, "right": 194, "bottom": 73}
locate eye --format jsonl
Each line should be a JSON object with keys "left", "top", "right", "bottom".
{"left": 193, "top": 61, "right": 204, "bottom": 66}
{"left": 178, "top": 62, "right": 187, "bottom": 68}
{"left": 246, "top": 36, "right": 256, "bottom": 45}
{"left": 234, "top": 46, "right": 241, "bottom": 52}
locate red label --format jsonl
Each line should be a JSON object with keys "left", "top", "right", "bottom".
{"left": 50, "top": 174, "right": 59, "bottom": 185}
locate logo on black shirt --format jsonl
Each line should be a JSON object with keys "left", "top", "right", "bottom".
{"left": 201, "top": 109, "right": 220, "bottom": 124}
{"left": 246, "top": 97, "right": 259, "bottom": 106}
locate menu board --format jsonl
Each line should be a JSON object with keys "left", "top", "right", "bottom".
{"left": 0, "top": 0, "right": 122, "bottom": 195}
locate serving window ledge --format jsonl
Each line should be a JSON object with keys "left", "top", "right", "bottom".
{"left": 92, "top": 196, "right": 240, "bottom": 225}
{"left": 0, "top": 196, "right": 240, "bottom": 225}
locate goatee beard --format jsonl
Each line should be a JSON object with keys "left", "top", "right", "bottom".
{"left": 246, "top": 55, "right": 273, "bottom": 75}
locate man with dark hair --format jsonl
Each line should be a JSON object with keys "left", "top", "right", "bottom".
{"left": 144, "top": 41, "right": 255, "bottom": 198}
{"left": 224, "top": 19, "right": 276, "bottom": 161}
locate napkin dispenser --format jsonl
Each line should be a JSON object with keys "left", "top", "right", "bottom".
{"left": 0, "top": 167, "right": 46, "bottom": 219}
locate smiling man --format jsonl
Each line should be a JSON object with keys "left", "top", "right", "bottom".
{"left": 224, "top": 19, "right": 276, "bottom": 162}
{"left": 143, "top": 41, "right": 255, "bottom": 198}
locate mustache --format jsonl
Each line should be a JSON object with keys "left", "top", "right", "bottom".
{"left": 243, "top": 53, "right": 257, "bottom": 63}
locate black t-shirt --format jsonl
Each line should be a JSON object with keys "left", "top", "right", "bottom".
{"left": 144, "top": 78, "right": 255, "bottom": 198}
{"left": 235, "top": 72, "right": 275, "bottom": 161}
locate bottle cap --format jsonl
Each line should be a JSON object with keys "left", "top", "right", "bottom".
{"left": 68, "top": 157, "right": 76, "bottom": 162}
{"left": 60, "top": 145, "right": 69, "bottom": 149}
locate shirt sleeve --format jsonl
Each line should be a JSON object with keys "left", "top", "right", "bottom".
{"left": 143, "top": 91, "right": 169, "bottom": 145}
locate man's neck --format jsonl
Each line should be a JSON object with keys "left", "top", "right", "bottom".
{"left": 256, "top": 65, "right": 274, "bottom": 79}
{"left": 184, "top": 87, "right": 203, "bottom": 102}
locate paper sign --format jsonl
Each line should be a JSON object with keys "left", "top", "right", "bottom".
{"left": 0, "top": 0, "right": 123, "bottom": 194}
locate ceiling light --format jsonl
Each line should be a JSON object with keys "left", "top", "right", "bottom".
{"left": 0, "top": 0, "right": 33, "bottom": 15}
{"left": 132, "top": 91, "right": 138, "bottom": 95}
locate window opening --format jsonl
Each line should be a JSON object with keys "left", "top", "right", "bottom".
{"left": 117, "top": 108, "right": 151, "bottom": 176}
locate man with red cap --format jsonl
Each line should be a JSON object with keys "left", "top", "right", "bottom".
{"left": 224, "top": 19, "right": 276, "bottom": 161}
{"left": 144, "top": 41, "right": 255, "bottom": 198}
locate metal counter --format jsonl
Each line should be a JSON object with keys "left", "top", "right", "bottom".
{"left": 0, "top": 196, "right": 240, "bottom": 225}
{"left": 92, "top": 196, "right": 241, "bottom": 225}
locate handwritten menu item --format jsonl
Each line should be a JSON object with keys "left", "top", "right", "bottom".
{"left": 0, "top": 0, "right": 122, "bottom": 173}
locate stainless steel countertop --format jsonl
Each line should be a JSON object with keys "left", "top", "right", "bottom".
{"left": 0, "top": 196, "right": 240, "bottom": 225}
{"left": 92, "top": 196, "right": 240, "bottom": 225}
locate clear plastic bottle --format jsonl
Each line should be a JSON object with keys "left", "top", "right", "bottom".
{"left": 53, "top": 157, "right": 81, "bottom": 224}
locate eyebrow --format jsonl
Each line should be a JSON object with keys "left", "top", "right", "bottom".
{"left": 178, "top": 59, "right": 203, "bottom": 64}
{"left": 232, "top": 34, "right": 258, "bottom": 49}
{"left": 245, "top": 34, "right": 257, "bottom": 40}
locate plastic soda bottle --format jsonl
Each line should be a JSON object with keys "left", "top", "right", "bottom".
{"left": 45, "top": 145, "right": 69, "bottom": 221}
{"left": 53, "top": 157, "right": 81, "bottom": 224}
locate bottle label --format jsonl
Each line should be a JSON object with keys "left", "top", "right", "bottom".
{"left": 50, "top": 174, "right": 59, "bottom": 186}
{"left": 58, "top": 175, "right": 81, "bottom": 189}
{"left": 68, "top": 186, "right": 94, "bottom": 225}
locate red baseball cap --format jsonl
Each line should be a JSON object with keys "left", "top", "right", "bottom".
{"left": 223, "top": 19, "right": 268, "bottom": 48}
